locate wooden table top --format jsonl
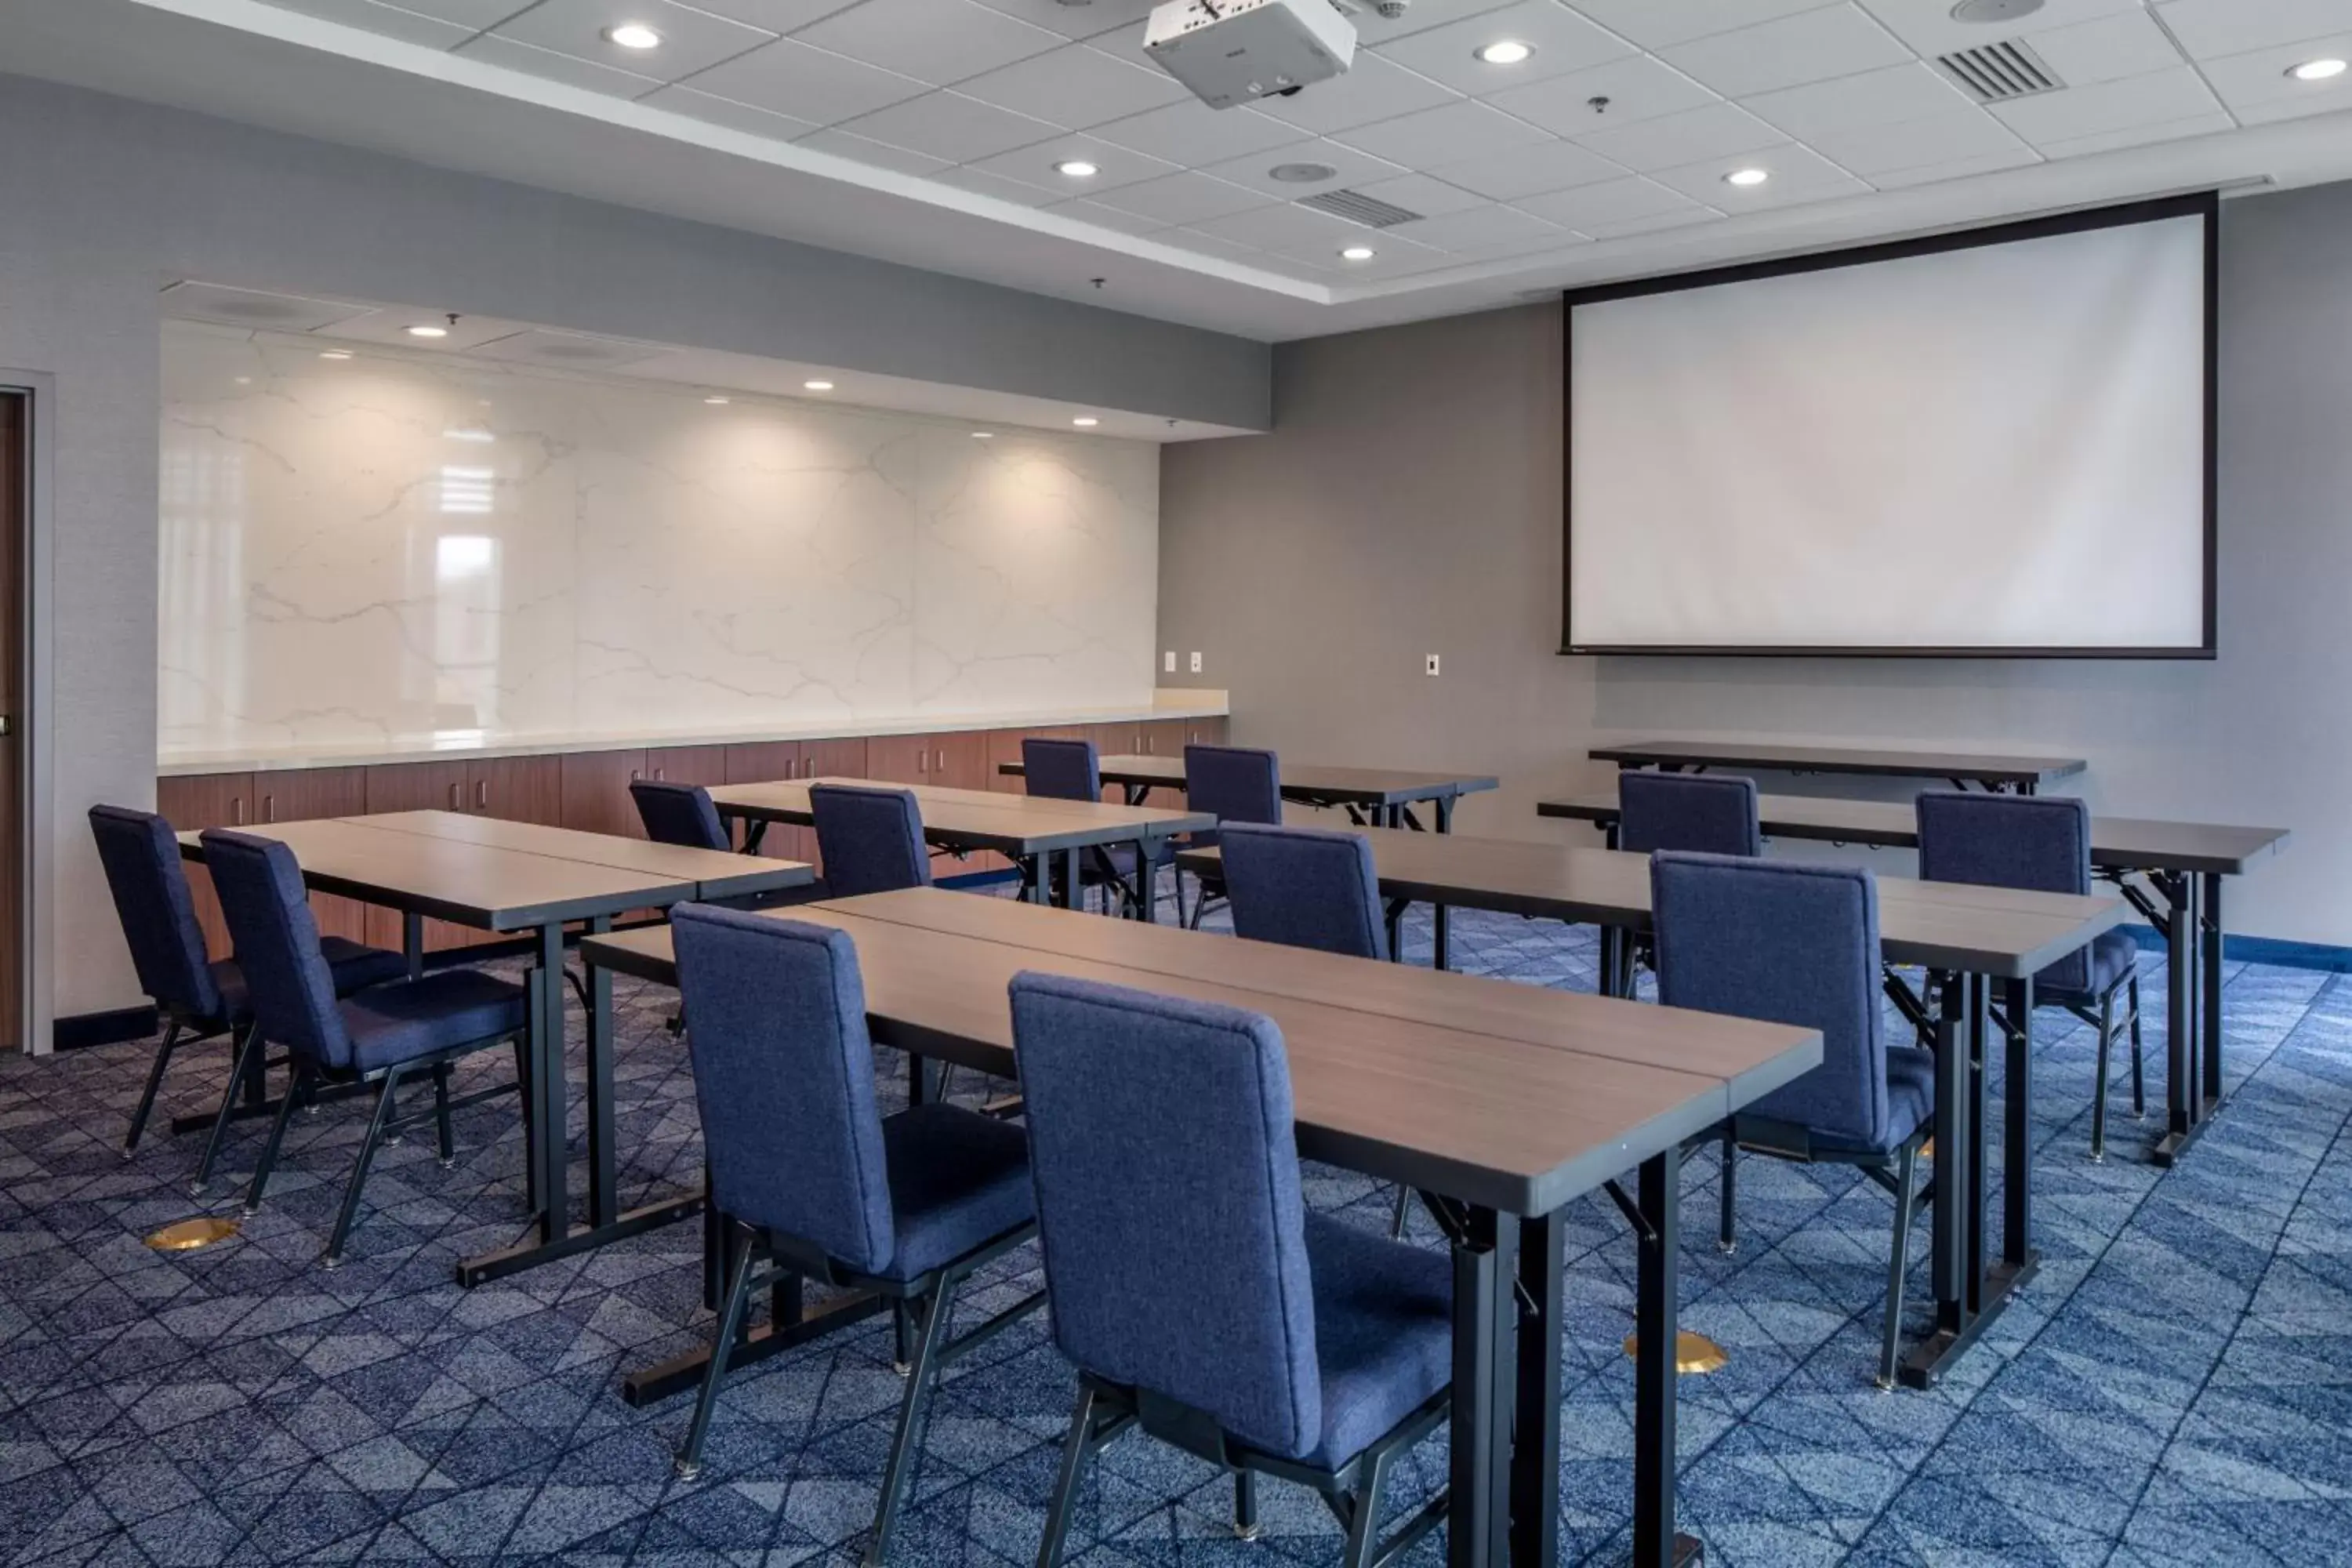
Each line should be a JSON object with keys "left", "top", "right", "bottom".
{"left": 1589, "top": 739, "right": 2087, "bottom": 787}
{"left": 707, "top": 778, "right": 1211, "bottom": 855}
{"left": 1180, "top": 827, "right": 2126, "bottom": 979}
{"left": 179, "top": 818, "right": 703, "bottom": 931}
{"left": 583, "top": 892, "right": 1820, "bottom": 1218}
{"left": 1537, "top": 790, "right": 2290, "bottom": 879}
{"left": 997, "top": 753, "right": 1501, "bottom": 806}
{"left": 352, "top": 811, "right": 814, "bottom": 901}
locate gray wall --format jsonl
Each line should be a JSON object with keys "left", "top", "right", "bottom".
{"left": 1160, "top": 182, "right": 2345, "bottom": 947}
{"left": 0, "top": 69, "right": 1268, "bottom": 1025}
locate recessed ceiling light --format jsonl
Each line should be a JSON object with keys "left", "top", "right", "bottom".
{"left": 1339, "top": 245, "right": 1376, "bottom": 261}
{"left": 604, "top": 22, "right": 662, "bottom": 49}
{"left": 405, "top": 325, "right": 448, "bottom": 338}
{"left": 1054, "top": 159, "right": 1100, "bottom": 179}
{"left": 1723, "top": 166, "right": 1770, "bottom": 187}
{"left": 233, "top": 376, "right": 251, "bottom": 385}
{"left": 1269, "top": 162, "right": 1338, "bottom": 183}
{"left": 1475, "top": 40, "right": 1534, "bottom": 65}
{"left": 703, "top": 396, "right": 730, "bottom": 405}
{"left": 803, "top": 379, "right": 834, "bottom": 391}
{"left": 1072, "top": 416, "right": 1099, "bottom": 427}
{"left": 971, "top": 431, "right": 994, "bottom": 439}
{"left": 442, "top": 428, "right": 495, "bottom": 443}
{"left": 318, "top": 350, "right": 353, "bottom": 361}
{"left": 2289, "top": 56, "right": 2348, "bottom": 81}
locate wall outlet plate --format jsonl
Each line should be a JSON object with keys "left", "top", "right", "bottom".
{"left": 1425, "top": 654, "right": 1440, "bottom": 676}
{"left": 1163, "top": 650, "right": 1176, "bottom": 673}
{"left": 1189, "top": 651, "right": 1203, "bottom": 673}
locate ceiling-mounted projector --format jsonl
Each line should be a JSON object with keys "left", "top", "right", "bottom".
{"left": 1144, "top": 0, "right": 1358, "bottom": 111}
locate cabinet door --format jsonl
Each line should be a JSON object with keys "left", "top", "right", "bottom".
{"left": 725, "top": 742, "right": 803, "bottom": 858}
{"left": 800, "top": 736, "right": 867, "bottom": 782}
{"left": 866, "top": 732, "right": 933, "bottom": 786}
{"left": 1139, "top": 720, "right": 1188, "bottom": 760}
{"left": 363, "top": 762, "right": 477, "bottom": 952}
{"left": 648, "top": 745, "right": 728, "bottom": 788}
{"left": 1181, "top": 717, "right": 1229, "bottom": 749}
{"left": 469, "top": 755, "right": 564, "bottom": 826}
{"left": 155, "top": 772, "right": 256, "bottom": 960}
{"left": 256, "top": 768, "right": 373, "bottom": 945}
{"left": 561, "top": 750, "right": 649, "bottom": 839}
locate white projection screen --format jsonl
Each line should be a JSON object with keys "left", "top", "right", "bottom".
{"left": 1564, "top": 198, "right": 2215, "bottom": 657}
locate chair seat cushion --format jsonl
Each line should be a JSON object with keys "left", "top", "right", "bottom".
{"left": 1804, "top": 1046, "right": 1936, "bottom": 1158}
{"left": 339, "top": 970, "right": 528, "bottom": 1075}
{"left": 206, "top": 938, "right": 410, "bottom": 1027}
{"left": 2036, "top": 929, "right": 2137, "bottom": 1004}
{"left": 875, "top": 1102, "right": 1035, "bottom": 1282}
{"left": 1299, "top": 1212, "right": 1453, "bottom": 1468}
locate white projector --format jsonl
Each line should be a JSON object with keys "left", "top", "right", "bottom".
{"left": 1144, "top": 0, "right": 1358, "bottom": 111}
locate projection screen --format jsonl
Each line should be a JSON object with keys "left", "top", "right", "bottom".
{"left": 1563, "top": 196, "right": 2215, "bottom": 657}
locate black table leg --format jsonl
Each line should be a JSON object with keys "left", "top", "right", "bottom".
{"left": 1511, "top": 1212, "right": 1563, "bottom": 1568}
{"left": 1634, "top": 1146, "right": 1700, "bottom": 1566}
{"left": 586, "top": 916, "right": 615, "bottom": 1228}
{"left": 2155, "top": 872, "right": 2206, "bottom": 1165}
{"left": 1966, "top": 977, "right": 1987, "bottom": 1312}
{"left": 1432, "top": 796, "right": 1454, "bottom": 971}
{"left": 2003, "top": 977, "right": 2034, "bottom": 1273}
{"left": 1448, "top": 1206, "right": 1513, "bottom": 1568}
{"left": 404, "top": 912, "right": 424, "bottom": 981}
{"left": 2201, "top": 871, "right": 2225, "bottom": 1112}
{"left": 1599, "top": 927, "right": 1624, "bottom": 1000}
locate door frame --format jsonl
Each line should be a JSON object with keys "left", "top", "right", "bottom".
{"left": 2, "top": 373, "right": 53, "bottom": 1055}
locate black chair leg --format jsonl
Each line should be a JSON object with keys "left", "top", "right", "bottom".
{"left": 241, "top": 1065, "right": 310, "bottom": 1217}
{"left": 325, "top": 1067, "right": 405, "bottom": 1269}
{"left": 1719, "top": 1125, "right": 1738, "bottom": 1254}
{"left": 1232, "top": 1468, "right": 1258, "bottom": 1541}
{"left": 677, "top": 1227, "right": 758, "bottom": 1479}
{"left": 1878, "top": 1142, "right": 1920, "bottom": 1390}
{"left": 1037, "top": 1385, "right": 1104, "bottom": 1568}
{"left": 1172, "top": 869, "right": 1189, "bottom": 930}
{"left": 432, "top": 1062, "right": 456, "bottom": 1168}
{"left": 2128, "top": 974, "right": 2146, "bottom": 1118}
{"left": 2090, "top": 989, "right": 2118, "bottom": 1163}
{"left": 1388, "top": 1184, "right": 1412, "bottom": 1240}
{"left": 865, "top": 1276, "right": 954, "bottom": 1566}
{"left": 123, "top": 1021, "right": 186, "bottom": 1159}
{"left": 1341, "top": 1446, "right": 1391, "bottom": 1568}
{"left": 191, "top": 1023, "right": 263, "bottom": 1196}
{"left": 892, "top": 1300, "right": 914, "bottom": 1375}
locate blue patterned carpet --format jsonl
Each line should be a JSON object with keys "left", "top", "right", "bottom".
{"left": 3, "top": 887, "right": 2349, "bottom": 1568}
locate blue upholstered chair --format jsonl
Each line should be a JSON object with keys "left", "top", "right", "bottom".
{"left": 1618, "top": 771, "right": 1762, "bottom": 857}
{"left": 1218, "top": 822, "right": 1391, "bottom": 962}
{"left": 668, "top": 906, "right": 1041, "bottom": 1564}
{"left": 1915, "top": 791, "right": 2142, "bottom": 1160}
{"left": 1010, "top": 971, "right": 1453, "bottom": 1568}
{"left": 1022, "top": 738, "right": 1174, "bottom": 920}
{"left": 1651, "top": 852, "right": 1933, "bottom": 1388}
{"left": 808, "top": 784, "right": 932, "bottom": 898}
{"left": 199, "top": 829, "right": 529, "bottom": 1267}
{"left": 1181, "top": 744, "right": 1283, "bottom": 930}
{"left": 630, "top": 779, "right": 731, "bottom": 852}
{"left": 89, "top": 805, "right": 405, "bottom": 1170}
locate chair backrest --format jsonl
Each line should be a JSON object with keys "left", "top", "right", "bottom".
{"left": 808, "top": 784, "right": 932, "bottom": 897}
{"left": 630, "top": 779, "right": 731, "bottom": 852}
{"left": 89, "top": 805, "right": 225, "bottom": 1020}
{"left": 1619, "top": 772, "right": 1761, "bottom": 858}
{"left": 671, "top": 905, "right": 895, "bottom": 1272}
{"left": 1184, "top": 744, "right": 1282, "bottom": 827}
{"left": 1915, "top": 791, "right": 2092, "bottom": 992}
{"left": 198, "top": 829, "right": 354, "bottom": 1069}
{"left": 1023, "top": 737, "right": 1102, "bottom": 804}
{"left": 1651, "top": 852, "right": 1892, "bottom": 1152}
{"left": 1218, "top": 822, "right": 1388, "bottom": 961}
{"left": 1010, "top": 971, "right": 1321, "bottom": 1461}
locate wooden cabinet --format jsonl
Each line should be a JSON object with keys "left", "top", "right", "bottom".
{"left": 1179, "top": 716, "right": 1228, "bottom": 749}
{"left": 724, "top": 741, "right": 800, "bottom": 787}
{"left": 467, "top": 754, "right": 563, "bottom": 825}
{"left": 800, "top": 736, "right": 867, "bottom": 782}
{"left": 647, "top": 745, "right": 728, "bottom": 788}
{"left": 155, "top": 772, "right": 255, "bottom": 960}
{"left": 1140, "top": 720, "right": 1188, "bottom": 760}
{"left": 254, "top": 767, "right": 372, "bottom": 944}
{"left": 358, "top": 757, "right": 555, "bottom": 949}
{"left": 561, "top": 750, "right": 648, "bottom": 840}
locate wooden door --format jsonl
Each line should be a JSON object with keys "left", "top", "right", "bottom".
{"left": 362, "top": 761, "right": 476, "bottom": 950}
{"left": 468, "top": 755, "right": 563, "bottom": 826}
{"left": 0, "top": 394, "right": 19, "bottom": 1047}
{"left": 561, "top": 750, "right": 648, "bottom": 839}
{"left": 154, "top": 772, "right": 256, "bottom": 959}
{"left": 256, "top": 768, "right": 372, "bottom": 944}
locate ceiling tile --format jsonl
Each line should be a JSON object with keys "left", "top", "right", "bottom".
{"left": 1425, "top": 137, "right": 1625, "bottom": 198}
{"left": 794, "top": 125, "right": 954, "bottom": 172}
{"left": 263, "top": 0, "right": 477, "bottom": 47}
{"left": 1251, "top": 51, "right": 1462, "bottom": 134}
{"left": 1372, "top": 0, "right": 1637, "bottom": 94}
{"left": 1989, "top": 65, "right": 2223, "bottom": 143}
{"left": 2155, "top": 0, "right": 2352, "bottom": 60}
{"left": 356, "top": 0, "right": 534, "bottom": 25}
{"left": 1189, "top": 201, "right": 1372, "bottom": 254}
{"left": 1568, "top": 100, "right": 1785, "bottom": 169}
{"left": 1348, "top": 171, "right": 1492, "bottom": 216}
{"left": 1330, "top": 100, "right": 1555, "bottom": 165}
{"left": 642, "top": 82, "right": 822, "bottom": 137}
{"left": 1088, "top": 99, "right": 1299, "bottom": 163}
{"left": 1646, "top": 142, "right": 1868, "bottom": 205}
{"left": 953, "top": 42, "right": 1191, "bottom": 128}
{"left": 1327, "top": 244, "right": 1465, "bottom": 281}
{"left": 1044, "top": 197, "right": 1171, "bottom": 234}
{"left": 836, "top": 89, "right": 1065, "bottom": 158}
{"left": 1165, "top": 227, "right": 1271, "bottom": 260}
{"left": 1087, "top": 170, "right": 1278, "bottom": 223}
{"left": 960, "top": 0, "right": 1153, "bottom": 39}
{"left": 1855, "top": 0, "right": 2143, "bottom": 57}
{"left": 1584, "top": 205, "right": 1722, "bottom": 238}
{"left": 1385, "top": 202, "right": 1567, "bottom": 251}
{"left": 1869, "top": 145, "right": 2042, "bottom": 185}
{"left": 682, "top": 38, "right": 929, "bottom": 123}
{"left": 791, "top": 0, "right": 1064, "bottom": 86}
{"left": 1741, "top": 61, "right": 1968, "bottom": 138}
{"left": 1512, "top": 172, "right": 1705, "bottom": 225}
{"left": 2024, "top": 10, "right": 2187, "bottom": 84}
{"left": 488, "top": 0, "right": 774, "bottom": 80}
{"left": 1803, "top": 107, "right": 2027, "bottom": 173}
{"left": 1271, "top": 227, "right": 1446, "bottom": 266}
{"left": 925, "top": 165, "right": 1064, "bottom": 205}
{"left": 456, "top": 32, "right": 665, "bottom": 93}
{"left": 159, "top": 281, "right": 379, "bottom": 332}
{"left": 688, "top": 0, "right": 865, "bottom": 29}
{"left": 1200, "top": 137, "right": 1409, "bottom": 198}
{"left": 315, "top": 310, "right": 534, "bottom": 348}
{"left": 1564, "top": 0, "right": 1843, "bottom": 50}
{"left": 1485, "top": 54, "right": 1722, "bottom": 135}
{"left": 1343, "top": 0, "right": 1522, "bottom": 46}
{"left": 962, "top": 131, "right": 1181, "bottom": 191}
{"left": 2200, "top": 31, "right": 2352, "bottom": 120}
{"left": 2031, "top": 108, "right": 2236, "bottom": 156}
{"left": 1661, "top": 3, "right": 1911, "bottom": 97}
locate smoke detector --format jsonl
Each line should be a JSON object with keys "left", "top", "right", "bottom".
{"left": 1951, "top": 0, "right": 2043, "bottom": 22}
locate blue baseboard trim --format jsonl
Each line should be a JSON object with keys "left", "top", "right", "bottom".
{"left": 2117, "top": 922, "right": 2352, "bottom": 971}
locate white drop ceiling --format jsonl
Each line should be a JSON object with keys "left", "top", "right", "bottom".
{"left": 22, "top": 0, "right": 2352, "bottom": 337}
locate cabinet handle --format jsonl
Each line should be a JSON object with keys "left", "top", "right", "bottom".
{"left": 476, "top": 780, "right": 487, "bottom": 810}
{"left": 449, "top": 782, "right": 461, "bottom": 810}
{"left": 230, "top": 795, "right": 245, "bottom": 826}
{"left": 654, "top": 767, "right": 665, "bottom": 782}
{"left": 263, "top": 794, "right": 275, "bottom": 824}
{"left": 630, "top": 768, "right": 640, "bottom": 782}
{"left": 917, "top": 750, "right": 927, "bottom": 776}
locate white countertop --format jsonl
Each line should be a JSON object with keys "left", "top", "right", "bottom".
{"left": 158, "top": 691, "right": 1231, "bottom": 777}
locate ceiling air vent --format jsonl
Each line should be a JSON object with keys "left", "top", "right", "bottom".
{"left": 1296, "top": 188, "right": 1422, "bottom": 228}
{"left": 1934, "top": 38, "right": 2061, "bottom": 102}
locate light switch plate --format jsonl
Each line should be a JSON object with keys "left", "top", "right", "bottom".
{"left": 1189, "top": 652, "right": 1203, "bottom": 673}
{"left": 1164, "top": 650, "right": 1177, "bottom": 673}
{"left": 1426, "top": 654, "right": 1440, "bottom": 676}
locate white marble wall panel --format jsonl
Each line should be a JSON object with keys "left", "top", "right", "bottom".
{"left": 158, "top": 321, "right": 1160, "bottom": 758}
